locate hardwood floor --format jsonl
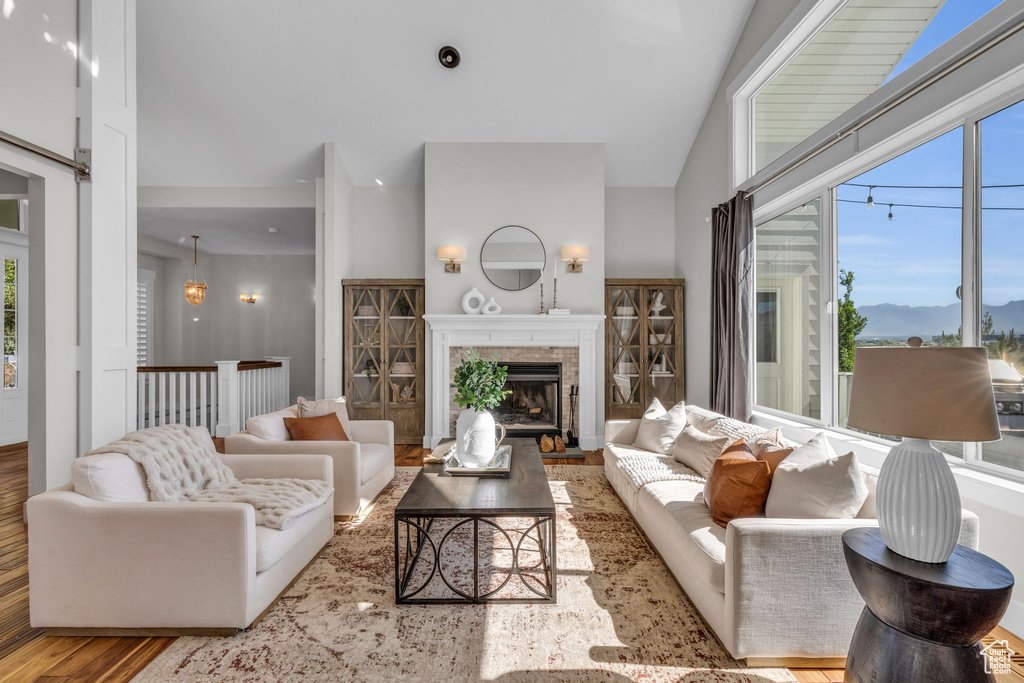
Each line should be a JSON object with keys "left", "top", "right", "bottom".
{"left": 1, "top": 441, "right": 1021, "bottom": 682}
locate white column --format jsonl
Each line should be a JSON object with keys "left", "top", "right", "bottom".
{"left": 215, "top": 361, "right": 240, "bottom": 437}
{"left": 76, "top": 0, "right": 138, "bottom": 452}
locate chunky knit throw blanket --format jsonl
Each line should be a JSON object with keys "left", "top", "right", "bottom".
{"left": 86, "top": 424, "right": 332, "bottom": 530}
{"left": 616, "top": 453, "right": 705, "bottom": 491}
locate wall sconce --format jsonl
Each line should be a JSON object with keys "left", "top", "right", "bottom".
{"left": 437, "top": 245, "right": 467, "bottom": 273}
{"left": 561, "top": 245, "right": 590, "bottom": 273}
{"left": 240, "top": 293, "right": 259, "bottom": 304}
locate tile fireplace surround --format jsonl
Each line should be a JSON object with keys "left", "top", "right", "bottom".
{"left": 423, "top": 314, "right": 605, "bottom": 450}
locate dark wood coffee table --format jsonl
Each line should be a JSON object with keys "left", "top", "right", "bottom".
{"left": 394, "top": 438, "right": 557, "bottom": 604}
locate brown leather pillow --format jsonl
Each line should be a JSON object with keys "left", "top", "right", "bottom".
{"left": 283, "top": 413, "right": 349, "bottom": 441}
{"left": 723, "top": 438, "right": 754, "bottom": 457}
{"left": 703, "top": 453, "right": 772, "bottom": 528}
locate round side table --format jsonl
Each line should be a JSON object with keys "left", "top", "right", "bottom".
{"left": 842, "top": 527, "right": 1014, "bottom": 683}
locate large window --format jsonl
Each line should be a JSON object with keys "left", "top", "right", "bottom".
{"left": 755, "top": 200, "right": 821, "bottom": 420}
{"left": 835, "top": 128, "right": 963, "bottom": 428}
{"left": 752, "top": 0, "right": 1003, "bottom": 173}
{"left": 979, "top": 99, "right": 1024, "bottom": 473}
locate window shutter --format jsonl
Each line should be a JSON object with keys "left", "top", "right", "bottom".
{"left": 137, "top": 269, "right": 155, "bottom": 366}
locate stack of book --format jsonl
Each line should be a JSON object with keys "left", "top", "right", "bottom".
{"left": 547, "top": 308, "right": 571, "bottom": 315}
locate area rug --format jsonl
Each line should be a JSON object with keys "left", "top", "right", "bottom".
{"left": 134, "top": 467, "right": 795, "bottom": 682}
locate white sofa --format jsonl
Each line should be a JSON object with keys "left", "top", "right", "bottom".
{"left": 604, "top": 408, "right": 980, "bottom": 666}
{"left": 224, "top": 405, "right": 394, "bottom": 518}
{"left": 27, "top": 450, "right": 334, "bottom": 635}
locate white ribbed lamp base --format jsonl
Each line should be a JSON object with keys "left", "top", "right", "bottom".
{"left": 876, "top": 438, "right": 961, "bottom": 563}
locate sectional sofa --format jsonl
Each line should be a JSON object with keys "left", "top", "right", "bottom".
{"left": 604, "top": 405, "right": 980, "bottom": 666}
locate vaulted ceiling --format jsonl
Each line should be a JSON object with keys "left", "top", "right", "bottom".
{"left": 137, "top": 0, "right": 755, "bottom": 188}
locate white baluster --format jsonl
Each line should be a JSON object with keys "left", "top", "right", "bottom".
{"left": 190, "top": 372, "right": 198, "bottom": 427}
{"left": 137, "top": 374, "right": 145, "bottom": 430}
{"left": 215, "top": 361, "right": 240, "bottom": 437}
{"left": 177, "top": 373, "right": 186, "bottom": 424}
{"left": 199, "top": 372, "right": 208, "bottom": 427}
{"left": 148, "top": 372, "right": 156, "bottom": 428}
{"left": 158, "top": 373, "right": 167, "bottom": 426}
{"left": 210, "top": 372, "right": 218, "bottom": 431}
{"left": 169, "top": 371, "right": 177, "bottom": 425}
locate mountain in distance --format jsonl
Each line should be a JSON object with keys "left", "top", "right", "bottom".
{"left": 857, "top": 300, "right": 1024, "bottom": 338}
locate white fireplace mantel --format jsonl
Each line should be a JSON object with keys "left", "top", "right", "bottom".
{"left": 424, "top": 314, "right": 605, "bottom": 450}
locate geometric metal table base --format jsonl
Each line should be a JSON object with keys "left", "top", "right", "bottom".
{"left": 395, "top": 514, "right": 556, "bottom": 604}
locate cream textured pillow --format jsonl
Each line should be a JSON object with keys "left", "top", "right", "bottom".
{"left": 246, "top": 406, "right": 299, "bottom": 441}
{"left": 297, "top": 396, "right": 353, "bottom": 434}
{"left": 672, "top": 425, "right": 733, "bottom": 478}
{"left": 765, "top": 433, "right": 869, "bottom": 519}
{"left": 633, "top": 398, "right": 688, "bottom": 454}
{"left": 749, "top": 427, "right": 799, "bottom": 460}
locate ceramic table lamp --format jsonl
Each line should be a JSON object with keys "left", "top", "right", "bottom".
{"left": 847, "top": 338, "right": 1000, "bottom": 563}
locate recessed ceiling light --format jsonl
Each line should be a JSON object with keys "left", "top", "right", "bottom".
{"left": 438, "top": 45, "right": 460, "bottom": 69}
{"left": 268, "top": 227, "right": 279, "bottom": 233}
{"left": 375, "top": 178, "right": 383, "bottom": 186}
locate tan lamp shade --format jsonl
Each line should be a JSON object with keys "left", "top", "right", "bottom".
{"left": 561, "top": 245, "right": 590, "bottom": 261}
{"left": 846, "top": 345, "right": 1000, "bottom": 442}
{"left": 437, "top": 246, "right": 467, "bottom": 262}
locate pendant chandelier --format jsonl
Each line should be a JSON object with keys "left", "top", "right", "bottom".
{"left": 184, "top": 235, "right": 207, "bottom": 306}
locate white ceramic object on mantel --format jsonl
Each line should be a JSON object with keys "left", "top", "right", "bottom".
{"left": 482, "top": 297, "right": 501, "bottom": 315}
{"left": 461, "top": 288, "right": 484, "bottom": 315}
{"left": 876, "top": 437, "right": 961, "bottom": 563}
{"left": 455, "top": 408, "right": 507, "bottom": 467}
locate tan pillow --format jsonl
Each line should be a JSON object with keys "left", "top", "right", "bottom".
{"left": 765, "top": 433, "right": 868, "bottom": 519}
{"left": 703, "top": 453, "right": 772, "bottom": 528}
{"left": 751, "top": 428, "right": 797, "bottom": 472}
{"left": 283, "top": 413, "right": 349, "bottom": 441}
{"left": 297, "top": 396, "right": 352, "bottom": 434}
{"left": 672, "top": 424, "right": 731, "bottom": 478}
{"left": 634, "top": 398, "right": 688, "bottom": 454}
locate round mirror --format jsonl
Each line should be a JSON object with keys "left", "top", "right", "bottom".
{"left": 480, "top": 226, "right": 546, "bottom": 291}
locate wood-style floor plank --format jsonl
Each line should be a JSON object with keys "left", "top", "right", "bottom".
{"left": 0, "top": 440, "right": 1019, "bottom": 683}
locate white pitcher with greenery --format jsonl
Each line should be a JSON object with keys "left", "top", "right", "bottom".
{"left": 452, "top": 348, "right": 511, "bottom": 467}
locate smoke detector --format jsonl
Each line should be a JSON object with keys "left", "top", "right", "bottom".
{"left": 438, "top": 45, "right": 460, "bottom": 69}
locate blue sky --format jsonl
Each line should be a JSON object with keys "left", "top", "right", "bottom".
{"left": 836, "top": 0, "right": 1022, "bottom": 309}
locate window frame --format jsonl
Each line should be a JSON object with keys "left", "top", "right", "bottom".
{"left": 729, "top": 0, "right": 1024, "bottom": 194}
{"left": 741, "top": 2, "right": 1024, "bottom": 485}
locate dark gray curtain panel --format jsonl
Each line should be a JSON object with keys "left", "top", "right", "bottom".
{"left": 710, "top": 191, "right": 754, "bottom": 420}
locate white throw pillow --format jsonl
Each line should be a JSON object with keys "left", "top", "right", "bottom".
{"left": 685, "top": 405, "right": 725, "bottom": 432}
{"left": 246, "top": 406, "right": 299, "bottom": 441}
{"left": 297, "top": 396, "right": 353, "bottom": 434}
{"left": 765, "top": 433, "right": 869, "bottom": 519}
{"left": 72, "top": 452, "right": 150, "bottom": 502}
{"left": 633, "top": 398, "right": 688, "bottom": 454}
{"left": 672, "top": 425, "right": 732, "bottom": 478}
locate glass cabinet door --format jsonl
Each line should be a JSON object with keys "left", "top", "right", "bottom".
{"left": 608, "top": 286, "right": 644, "bottom": 409}
{"left": 644, "top": 286, "right": 681, "bottom": 407}
{"left": 348, "top": 286, "right": 383, "bottom": 409}
{"left": 385, "top": 285, "right": 420, "bottom": 405}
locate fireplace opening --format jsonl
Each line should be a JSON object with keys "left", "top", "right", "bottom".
{"left": 494, "top": 362, "right": 562, "bottom": 439}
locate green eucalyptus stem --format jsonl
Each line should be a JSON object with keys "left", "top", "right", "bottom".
{"left": 451, "top": 348, "right": 512, "bottom": 412}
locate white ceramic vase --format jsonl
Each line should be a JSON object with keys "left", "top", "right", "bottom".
{"left": 876, "top": 437, "right": 961, "bottom": 563}
{"left": 455, "top": 408, "right": 506, "bottom": 467}
{"left": 461, "top": 288, "right": 484, "bottom": 315}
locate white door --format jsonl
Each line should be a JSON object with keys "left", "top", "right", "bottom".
{"left": 0, "top": 241, "right": 27, "bottom": 444}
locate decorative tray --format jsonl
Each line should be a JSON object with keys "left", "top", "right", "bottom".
{"left": 443, "top": 444, "right": 512, "bottom": 476}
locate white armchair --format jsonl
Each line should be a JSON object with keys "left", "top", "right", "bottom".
{"left": 224, "top": 405, "right": 395, "bottom": 518}
{"left": 27, "top": 451, "right": 334, "bottom": 635}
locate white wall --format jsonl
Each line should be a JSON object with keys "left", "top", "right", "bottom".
{"left": 673, "top": 0, "right": 802, "bottom": 408}
{"left": 351, "top": 186, "right": 425, "bottom": 278}
{"left": 423, "top": 142, "right": 606, "bottom": 444}
{"left": 322, "top": 143, "right": 353, "bottom": 398}
{"left": 0, "top": 0, "right": 78, "bottom": 155}
{"left": 138, "top": 236, "right": 315, "bottom": 402}
{"left": 424, "top": 143, "right": 605, "bottom": 315}
{"left": 0, "top": 0, "right": 81, "bottom": 492}
{"left": 606, "top": 187, "right": 676, "bottom": 278}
